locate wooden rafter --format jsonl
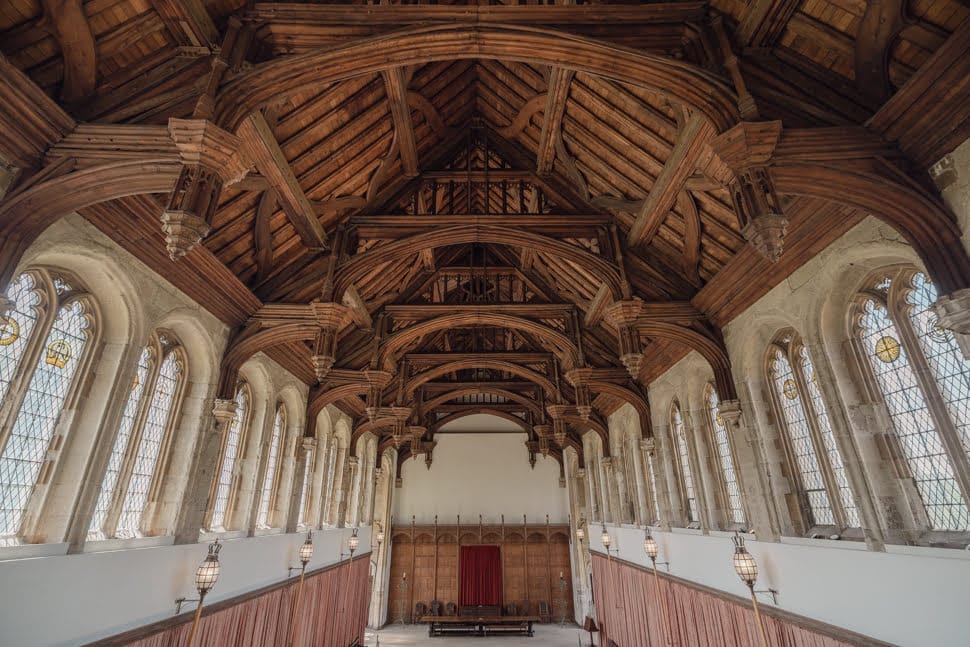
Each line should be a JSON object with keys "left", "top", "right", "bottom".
{"left": 735, "top": 0, "right": 802, "bottom": 48}
{"left": 627, "top": 113, "right": 713, "bottom": 248}
{"left": 151, "top": 0, "right": 220, "bottom": 50}
{"left": 238, "top": 111, "right": 328, "bottom": 249}
{"left": 536, "top": 67, "right": 574, "bottom": 175}
{"left": 382, "top": 67, "right": 420, "bottom": 178}
{"left": 39, "top": 0, "right": 97, "bottom": 103}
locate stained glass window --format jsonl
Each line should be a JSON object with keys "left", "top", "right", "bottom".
{"left": 256, "top": 405, "right": 285, "bottom": 528}
{"left": 116, "top": 350, "right": 181, "bottom": 536}
{"left": 706, "top": 386, "right": 745, "bottom": 524}
{"left": 769, "top": 345, "right": 835, "bottom": 526}
{"left": 89, "top": 348, "right": 151, "bottom": 538}
{"left": 670, "top": 402, "right": 698, "bottom": 523}
{"left": 0, "top": 274, "right": 40, "bottom": 407}
{"left": 0, "top": 285, "right": 92, "bottom": 540}
{"left": 799, "top": 348, "right": 860, "bottom": 527}
{"left": 856, "top": 270, "right": 970, "bottom": 531}
{"left": 209, "top": 385, "right": 249, "bottom": 530}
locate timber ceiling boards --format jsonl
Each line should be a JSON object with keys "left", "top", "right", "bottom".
{"left": 2, "top": 0, "right": 968, "bottom": 459}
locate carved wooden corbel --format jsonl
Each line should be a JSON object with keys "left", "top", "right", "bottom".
{"left": 565, "top": 367, "right": 594, "bottom": 421}
{"left": 309, "top": 302, "right": 352, "bottom": 381}
{"left": 709, "top": 121, "right": 787, "bottom": 263}
{"left": 604, "top": 299, "right": 645, "bottom": 379}
{"left": 162, "top": 118, "right": 251, "bottom": 260}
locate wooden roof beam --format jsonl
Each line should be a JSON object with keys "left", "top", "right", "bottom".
{"left": 381, "top": 67, "right": 420, "bottom": 178}
{"left": 151, "top": 0, "right": 220, "bottom": 50}
{"left": 627, "top": 113, "right": 713, "bottom": 248}
{"left": 239, "top": 111, "right": 328, "bottom": 249}
{"left": 40, "top": 0, "right": 97, "bottom": 103}
{"left": 735, "top": 0, "right": 802, "bottom": 48}
{"left": 537, "top": 67, "right": 575, "bottom": 175}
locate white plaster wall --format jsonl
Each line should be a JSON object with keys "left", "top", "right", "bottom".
{"left": 393, "top": 431, "right": 568, "bottom": 525}
{"left": 0, "top": 526, "right": 368, "bottom": 647}
{"left": 592, "top": 524, "right": 970, "bottom": 647}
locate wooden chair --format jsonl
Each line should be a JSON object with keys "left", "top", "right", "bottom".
{"left": 506, "top": 602, "right": 518, "bottom": 616}
{"left": 518, "top": 600, "right": 531, "bottom": 615}
{"left": 445, "top": 602, "right": 457, "bottom": 616}
{"left": 537, "top": 600, "right": 549, "bottom": 621}
{"left": 430, "top": 600, "right": 442, "bottom": 616}
{"left": 415, "top": 602, "right": 427, "bottom": 620}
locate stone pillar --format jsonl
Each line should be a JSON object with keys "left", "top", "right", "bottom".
{"left": 173, "top": 398, "right": 236, "bottom": 543}
{"left": 580, "top": 468, "right": 597, "bottom": 523}
{"left": 286, "top": 437, "right": 315, "bottom": 532}
{"left": 343, "top": 455, "right": 360, "bottom": 527}
{"left": 657, "top": 423, "right": 688, "bottom": 527}
{"left": 640, "top": 439, "right": 667, "bottom": 526}
{"left": 327, "top": 444, "right": 346, "bottom": 526}
{"left": 628, "top": 436, "right": 648, "bottom": 526}
{"left": 601, "top": 457, "right": 621, "bottom": 525}
{"left": 931, "top": 143, "right": 970, "bottom": 358}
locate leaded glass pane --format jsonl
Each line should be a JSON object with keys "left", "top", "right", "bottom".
{"left": 116, "top": 351, "right": 181, "bottom": 537}
{"left": 799, "top": 348, "right": 861, "bottom": 527}
{"left": 89, "top": 348, "right": 150, "bottom": 538}
{"left": 0, "top": 300, "right": 90, "bottom": 538}
{"left": 210, "top": 386, "right": 248, "bottom": 530}
{"left": 256, "top": 407, "right": 284, "bottom": 528}
{"left": 770, "top": 347, "right": 834, "bottom": 526}
{"left": 0, "top": 274, "right": 40, "bottom": 406}
{"left": 906, "top": 273, "right": 970, "bottom": 456}
{"left": 859, "top": 297, "right": 968, "bottom": 530}
{"left": 671, "top": 404, "right": 698, "bottom": 523}
{"left": 707, "top": 387, "right": 744, "bottom": 524}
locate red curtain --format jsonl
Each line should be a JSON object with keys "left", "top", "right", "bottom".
{"left": 459, "top": 545, "right": 503, "bottom": 607}
{"left": 98, "top": 556, "right": 371, "bottom": 647}
{"left": 590, "top": 554, "right": 888, "bottom": 647}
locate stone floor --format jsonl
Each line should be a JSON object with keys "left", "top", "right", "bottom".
{"left": 364, "top": 623, "right": 589, "bottom": 646}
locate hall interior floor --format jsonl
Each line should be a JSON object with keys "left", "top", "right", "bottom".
{"left": 365, "top": 624, "right": 587, "bottom": 646}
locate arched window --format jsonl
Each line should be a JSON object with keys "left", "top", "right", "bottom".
{"left": 208, "top": 384, "right": 251, "bottom": 531}
{"left": 256, "top": 404, "right": 286, "bottom": 528}
{"left": 767, "top": 331, "right": 859, "bottom": 530}
{"left": 0, "top": 271, "right": 97, "bottom": 543}
{"left": 89, "top": 333, "right": 186, "bottom": 539}
{"left": 705, "top": 384, "right": 745, "bottom": 525}
{"left": 670, "top": 401, "right": 699, "bottom": 524}
{"left": 853, "top": 269, "right": 970, "bottom": 531}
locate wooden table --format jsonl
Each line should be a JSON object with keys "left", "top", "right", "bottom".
{"left": 420, "top": 615, "right": 542, "bottom": 637}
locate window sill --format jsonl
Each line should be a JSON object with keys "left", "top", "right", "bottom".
{"left": 780, "top": 535, "right": 869, "bottom": 551}
{"left": 0, "top": 542, "right": 69, "bottom": 562}
{"left": 670, "top": 526, "right": 705, "bottom": 536}
{"left": 83, "top": 535, "right": 175, "bottom": 554}
{"left": 200, "top": 529, "right": 248, "bottom": 542}
{"left": 253, "top": 527, "right": 284, "bottom": 537}
{"left": 886, "top": 542, "right": 970, "bottom": 560}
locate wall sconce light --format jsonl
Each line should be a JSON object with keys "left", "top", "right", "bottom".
{"left": 643, "top": 529, "right": 671, "bottom": 645}
{"left": 174, "top": 539, "right": 222, "bottom": 647}
{"left": 286, "top": 531, "right": 313, "bottom": 645}
{"left": 600, "top": 524, "right": 612, "bottom": 554}
{"left": 348, "top": 526, "right": 360, "bottom": 556}
{"left": 732, "top": 532, "right": 777, "bottom": 647}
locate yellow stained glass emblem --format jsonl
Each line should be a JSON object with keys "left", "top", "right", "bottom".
{"left": 45, "top": 340, "right": 72, "bottom": 368}
{"left": 0, "top": 316, "right": 19, "bottom": 346}
{"left": 874, "top": 336, "right": 901, "bottom": 363}
{"left": 782, "top": 379, "right": 798, "bottom": 400}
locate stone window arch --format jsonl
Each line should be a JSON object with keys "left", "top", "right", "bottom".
{"left": 0, "top": 269, "right": 99, "bottom": 545}
{"left": 766, "top": 329, "right": 860, "bottom": 532}
{"left": 849, "top": 267, "right": 970, "bottom": 533}
{"left": 704, "top": 383, "right": 746, "bottom": 526}
{"left": 669, "top": 399, "right": 699, "bottom": 525}
{"left": 207, "top": 382, "right": 253, "bottom": 531}
{"left": 88, "top": 331, "right": 188, "bottom": 540}
{"left": 256, "top": 403, "right": 287, "bottom": 529}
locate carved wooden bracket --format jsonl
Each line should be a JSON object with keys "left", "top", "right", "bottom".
{"left": 534, "top": 423, "right": 552, "bottom": 456}
{"left": 710, "top": 121, "right": 787, "bottom": 263}
{"left": 310, "top": 302, "right": 352, "bottom": 381}
{"left": 604, "top": 299, "right": 645, "bottom": 379}
{"left": 565, "top": 367, "right": 594, "bottom": 421}
{"left": 547, "top": 404, "right": 571, "bottom": 447}
{"left": 363, "top": 370, "right": 396, "bottom": 422}
{"left": 161, "top": 118, "right": 251, "bottom": 260}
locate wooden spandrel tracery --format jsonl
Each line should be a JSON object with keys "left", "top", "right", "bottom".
{"left": 1, "top": 0, "right": 969, "bottom": 470}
